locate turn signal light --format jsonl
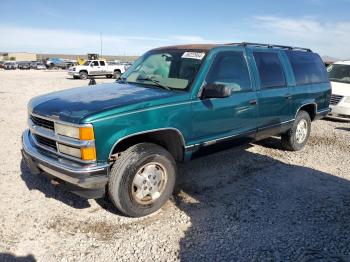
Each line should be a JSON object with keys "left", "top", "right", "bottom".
{"left": 81, "top": 147, "right": 96, "bottom": 161}
{"left": 79, "top": 126, "right": 95, "bottom": 140}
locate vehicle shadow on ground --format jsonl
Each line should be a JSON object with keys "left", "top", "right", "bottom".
{"left": 336, "top": 127, "right": 350, "bottom": 132}
{"left": 20, "top": 160, "right": 91, "bottom": 209}
{"left": 253, "top": 136, "right": 285, "bottom": 150}
{"left": 174, "top": 143, "right": 350, "bottom": 261}
{"left": 0, "top": 253, "right": 35, "bottom": 262}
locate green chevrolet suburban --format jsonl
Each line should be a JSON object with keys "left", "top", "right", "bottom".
{"left": 22, "top": 43, "right": 331, "bottom": 217}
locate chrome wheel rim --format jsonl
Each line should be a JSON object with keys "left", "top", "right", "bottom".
{"left": 131, "top": 162, "right": 167, "bottom": 204}
{"left": 296, "top": 119, "right": 308, "bottom": 143}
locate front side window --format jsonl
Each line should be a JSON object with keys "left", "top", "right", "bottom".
{"left": 92, "top": 61, "right": 99, "bottom": 66}
{"left": 327, "top": 64, "right": 350, "bottom": 84}
{"left": 123, "top": 50, "right": 206, "bottom": 90}
{"left": 286, "top": 51, "right": 328, "bottom": 85}
{"left": 254, "top": 52, "right": 286, "bottom": 89}
{"left": 205, "top": 51, "right": 252, "bottom": 92}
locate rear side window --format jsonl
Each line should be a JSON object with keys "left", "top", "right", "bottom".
{"left": 100, "top": 61, "right": 105, "bottom": 66}
{"left": 253, "top": 52, "right": 286, "bottom": 88}
{"left": 286, "top": 51, "right": 328, "bottom": 85}
{"left": 206, "top": 51, "right": 251, "bottom": 92}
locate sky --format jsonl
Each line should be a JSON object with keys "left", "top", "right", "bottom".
{"left": 1, "top": 0, "right": 350, "bottom": 58}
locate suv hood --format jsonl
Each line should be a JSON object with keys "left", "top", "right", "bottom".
{"left": 29, "top": 83, "right": 175, "bottom": 123}
{"left": 331, "top": 81, "right": 350, "bottom": 96}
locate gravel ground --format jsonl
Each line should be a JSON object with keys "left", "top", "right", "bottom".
{"left": 0, "top": 70, "right": 350, "bottom": 261}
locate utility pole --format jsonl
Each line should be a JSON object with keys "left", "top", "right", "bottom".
{"left": 100, "top": 32, "right": 103, "bottom": 57}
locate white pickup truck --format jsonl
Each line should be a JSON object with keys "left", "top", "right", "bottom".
{"left": 68, "top": 60, "right": 127, "bottom": 79}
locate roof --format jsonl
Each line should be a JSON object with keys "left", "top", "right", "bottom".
{"left": 151, "top": 42, "right": 312, "bottom": 52}
{"left": 334, "top": 60, "right": 350, "bottom": 65}
{"left": 151, "top": 44, "right": 219, "bottom": 51}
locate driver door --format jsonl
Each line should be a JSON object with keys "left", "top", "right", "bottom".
{"left": 90, "top": 61, "right": 100, "bottom": 75}
{"left": 191, "top": 49, "right": 258, "bottom": 144}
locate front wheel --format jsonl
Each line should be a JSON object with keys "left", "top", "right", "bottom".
{"left": 79, "top": 71, "right": 88, "bottom": 80}
{"left": 281, "top": 110, "right": 311, "bottom": 151}
{"left": 108, "top": 143, "right": 176, "bottom": 217}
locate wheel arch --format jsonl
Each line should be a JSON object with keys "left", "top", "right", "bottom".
{"left": 109, "top": 128, "right": 186, "bottom": 162}
{"left": 295, "top": 102, "right": 317, "bottom": 121}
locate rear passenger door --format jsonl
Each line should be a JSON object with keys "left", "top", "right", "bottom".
{"left": 251, "top": 50, "right": 292, "bottom": 130}
{"left": 99, "top": 60, "right": 107, "bottom": 75}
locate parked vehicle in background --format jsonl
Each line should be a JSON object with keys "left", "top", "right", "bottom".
{"left": 36, "top": 62, "right": 46, "bottom": 70}
{"left": 68, "top": 60, "right": 127, "bottom": 79}
{"left": 64, "top": 61, "right": 75, "bottom": 69}
{"left": 18, "top": 62, "right": 31, "bottom": 70}
{"left": 22, "top": 42, "right": 331, "bottom": 217}
{"left": 46, "top": 58, "right": 67, "bottom": 69}
{"left": 3, "top": 62, "right": 17, "bottom": 70}
{"left": 327, "top": 61, "right": 350, "bottom": 120}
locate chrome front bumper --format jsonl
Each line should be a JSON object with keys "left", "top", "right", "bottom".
{"left": 68, "top": 71, "right": 79, "bottom": 76}
{"left": 21, "top": 129, "right": 109, "bottom": 198}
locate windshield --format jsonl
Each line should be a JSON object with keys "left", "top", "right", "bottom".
{"left": 83, "top": 60, "right": 91, "bottom": 66}
{"left": 328, "top": 64, "right": 350, "bottom": 84}
{"left": 122, "top": 50, "right": 206, "bottom": 90}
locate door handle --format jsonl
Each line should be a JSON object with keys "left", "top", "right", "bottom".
{"left": 249, "top": 99, "right": 257, "bottom": 105}
{"left": 285, "top": 94, "right": 292, "bottom": 100}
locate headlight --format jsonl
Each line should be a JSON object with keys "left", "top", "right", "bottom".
{"left": 57, "top": 144, "right": 81, "bottom": 158}
{"left": 54, "top": 123, "right": 94, "bottom": 140}
{"left": 57, "top": 144, "right": 96, "bottom": 161}
{"left": 344, "top": 97, "right": 350, "bottom": 103}
{"left": 55, "top": 123, "right": 96, "bottom": 161}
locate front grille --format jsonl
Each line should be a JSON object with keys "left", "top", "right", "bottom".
{"left": 33, "top": 134, "right": 57, "bottom": 151}
{"left": 330, "top": 94, "right": 344, "bottom": 105}
{"left": 31, "top": 115, "right": 54, "bottom": 130}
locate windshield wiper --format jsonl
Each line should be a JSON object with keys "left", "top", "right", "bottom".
{"left": 137, "top": 77, "right": 171, "bottom": 91}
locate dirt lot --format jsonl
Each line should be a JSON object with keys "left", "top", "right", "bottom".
{"left": 0, "top": 70, "right": 350, "bottom": 261}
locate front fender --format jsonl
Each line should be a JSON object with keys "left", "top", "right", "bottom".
{"left": 90, "top": 101, "right": 193, "bottom": 161}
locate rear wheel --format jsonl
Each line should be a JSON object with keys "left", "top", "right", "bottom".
{"left": 79, "top": 71, "right": 88, "bottom": 80}
{"left": 281, "top": 110, "right": 311, "bottom": 151}
{"left": 113, "top": 70, "right": 121, "bottom": 79}
{"left": 108, "top": 143, "right": 176, "bottom": 217}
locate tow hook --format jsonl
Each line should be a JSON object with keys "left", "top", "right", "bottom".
{"left": 50, "top": 179, "right": 60, "bottom": 186}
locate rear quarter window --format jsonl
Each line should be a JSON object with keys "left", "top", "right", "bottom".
{"left": 286, "top": 51, "right": 328, "bottom": 85}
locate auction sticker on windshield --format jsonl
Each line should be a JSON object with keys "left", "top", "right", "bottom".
{"left": 181, "top": 52, "right": 206, "bottom": 60}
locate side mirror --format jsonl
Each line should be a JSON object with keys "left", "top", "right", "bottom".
{"left": 90, "top": 64, "right": 94, "bottom": 67}
{"left": 201, "top": 83, "right": 231, "bottom": 99}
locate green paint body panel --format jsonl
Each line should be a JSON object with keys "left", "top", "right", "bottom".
{"left": 33, "top": 45, "right": 331, "bottom": 164}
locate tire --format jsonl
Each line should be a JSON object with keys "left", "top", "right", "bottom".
{"left": 108, "top": 143, "right": 176, "bottom": 217}
{"left": 113, "top": 70, "right": 121, "bottom": 79}
{"left": 79, "top": 71, "right": 88, "bottom": 80}
{"left": 281, "top": 110, "right": 311, "bottom": 151}
{"left": 106, "top": 74, "right": 113, "bottom": 78}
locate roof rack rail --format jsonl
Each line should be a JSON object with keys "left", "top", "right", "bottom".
{"left": 226, "top": 42, "right": 312, "bottom": 52}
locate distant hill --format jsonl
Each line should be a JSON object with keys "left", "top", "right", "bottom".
{"left": 36, "top": 53, "right": 139, "bottom": 62}
{"left": 321, "top": 55, "right": 340, "bottom": 63}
